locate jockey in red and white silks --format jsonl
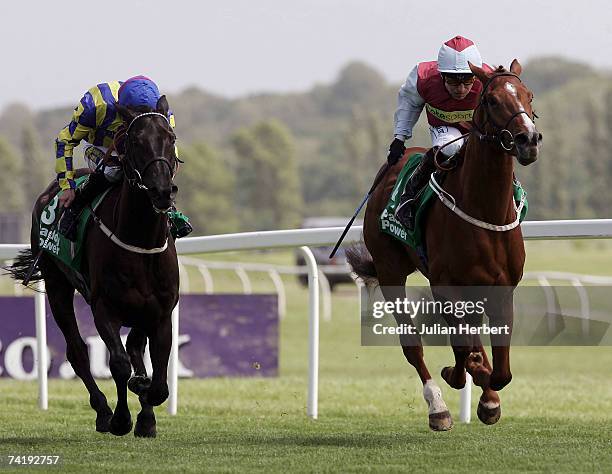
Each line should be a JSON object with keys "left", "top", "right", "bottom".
{"left": 389, "top": 36, "right": 493, "bottom": 231}
{"left": 393, "top": 35, "right": 493, "bottom": 159}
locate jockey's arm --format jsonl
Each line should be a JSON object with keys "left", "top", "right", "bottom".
{"left": 55, "top": 92, "right": 97, "bottom": 192}
{"left": 394, "top": 65, "right": 425, "bottom": 143}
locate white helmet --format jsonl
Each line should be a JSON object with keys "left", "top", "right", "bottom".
{"left": 437, "top": 36, "right": 482, "bottom": 74}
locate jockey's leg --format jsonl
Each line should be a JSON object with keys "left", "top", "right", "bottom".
{"left": 58, "top": 171, "right": 111, "bottom": 241}
{"left": 394, "top": 125, "right": 465, "bottom": 231}
{"left": 394, "top": 146, "right": 438, "bottom": 231}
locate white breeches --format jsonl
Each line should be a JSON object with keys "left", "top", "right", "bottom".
{"left": 429, "top": 125, "right": 465, "bottom": 157}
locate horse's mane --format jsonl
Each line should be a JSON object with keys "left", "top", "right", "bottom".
{"left": 493, "top": 65, "right": 507, "bottom": 73}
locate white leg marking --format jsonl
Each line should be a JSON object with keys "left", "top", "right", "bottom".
{"left": 480, "top": 400, "right": 500, "bottom": 409}
{"left": 423, "top": 379, "right": 449, "bottom": 415}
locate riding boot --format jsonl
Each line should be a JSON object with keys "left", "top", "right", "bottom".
{"left": 394, "top": 147, "right": 438, "bottom": 232}
{"left": 168, "top": 208, "right": 193, "bottom": 239}
{"left": 59, "top": 172, "right": 111, "bottom": 242}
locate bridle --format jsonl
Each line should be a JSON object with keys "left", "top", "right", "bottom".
{"left": 91, "top": 111, "right": 180, "bottom": 254}
{"left": 121, "top": 112, "right": 179, "bottom": 191}
{"left": 471, "top": 72, "right": 538, "bottom": 152}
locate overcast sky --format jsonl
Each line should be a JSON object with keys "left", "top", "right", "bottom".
{"left": 2, "top": 0, "right": 610, "bottom": 111}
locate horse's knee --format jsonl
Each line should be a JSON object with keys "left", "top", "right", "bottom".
{"left": 109, "top": 354, "right": 132, "bottom": 383}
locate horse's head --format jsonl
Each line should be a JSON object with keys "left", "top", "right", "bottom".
{"left": 469, "top": 60, "right": 542, "bottom": 166}
{"left": 115, "top": 96, "right": 179, "bottom": 212}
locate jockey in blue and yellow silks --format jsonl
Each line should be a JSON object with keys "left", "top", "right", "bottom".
{"left": 55, "top": 76, "right": 192, "bottom": 241}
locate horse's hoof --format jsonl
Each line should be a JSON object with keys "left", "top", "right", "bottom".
{"left": 110, "top": 413, "right": 133, "bottom": 436}
{"left": 95, "top": 412, "right": 113, "bottom": 433}
{"left": 440, "top": 367, "right": 465, "bottom": 389}
{"left": 477, "top": 402, "right": 501, "bottom": 425}
{"left": 128, "top": 375, "right": 152, "bottom": 395}
{"left": 134, "top": 411, "right": 156, "bottom": 438}
{"left": 428, "top": 411, "right": 453, "bottom": 431}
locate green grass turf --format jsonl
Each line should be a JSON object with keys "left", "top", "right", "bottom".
{"left": 1, "top": 242, "right": 612, "bottom": 472}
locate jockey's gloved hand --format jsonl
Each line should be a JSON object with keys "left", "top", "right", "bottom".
{"left": 387, "top": 137, "right": 406, "bottom": 166}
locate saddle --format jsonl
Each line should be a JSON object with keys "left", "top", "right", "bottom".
{"left": 37, "top": 176, "right": 112, "bottom": 276}
{"left": 379, "top": 153, "right": 528, "bottom": 266}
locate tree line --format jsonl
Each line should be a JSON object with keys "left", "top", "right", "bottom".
{"left": 0, "top": 57, "right": 610, "bottom": 241}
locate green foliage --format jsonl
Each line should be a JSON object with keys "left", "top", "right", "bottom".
{"left": 231, "top": 120, "right": 302, "bottom": 230}
{"left": 173, "top": 142, "right": 238, "bottom": 236}
{"left": 0, "top": 137, "right": 24, "bottom": 212}
{"left": 21, "top": 123, "right": 50, "bottom": 209}
{"left": 1, "top": 57, "right": 612, "bottom": 231}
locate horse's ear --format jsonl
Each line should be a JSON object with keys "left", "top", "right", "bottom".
{"left": 116, "top": 103, "right": 137, "bottom": 122}
{"left": 469, "top": 61, "right": 490, "bottom": 84}
{"left": 509, "top": 59, "right": 522, "bottom": 76}
{"left": 156, "top": 95, "right": 169, "bottom": 116}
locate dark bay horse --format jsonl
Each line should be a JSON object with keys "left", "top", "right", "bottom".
{"left": 7, "top": 97, "right": 179, "bottom": 437}
{"left": 348, "top": 60, "right": 541, "bottom": 430}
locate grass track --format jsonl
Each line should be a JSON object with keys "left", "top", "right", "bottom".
{"left": 1, "top": 241, "right": 612, "bottom": 472}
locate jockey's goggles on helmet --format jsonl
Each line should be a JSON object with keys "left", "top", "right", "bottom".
{"left": 442, "top": 73, "right": 476, "bottom": 86}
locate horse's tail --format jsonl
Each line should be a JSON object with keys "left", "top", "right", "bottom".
{"left": 346, "top": 243, "right": 378, "bottom": 286}
{"left": 2, "top": 249, "right": 43, "bottom": 285}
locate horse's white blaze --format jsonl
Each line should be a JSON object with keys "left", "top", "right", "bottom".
{"left": 480, "top": 400, "right": 500, "bottom": 409}
{"left": 505, "top": 81, "right": 537, "bottom": 133}
{"left": 423, "top": 379, "right": 448, "bottom": 414}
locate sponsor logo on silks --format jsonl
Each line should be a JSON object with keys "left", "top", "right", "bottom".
{"left": 426, "top": 104, "right": 474, "bottom": 123}
{"left": 380, "top": 209, "right": 408, "bottom": 241}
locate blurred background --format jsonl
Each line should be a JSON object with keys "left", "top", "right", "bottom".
{"left": 0, "top": 0, "right": 611, "bottom": 241}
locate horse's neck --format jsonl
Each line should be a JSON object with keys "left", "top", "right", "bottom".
{"left": 454, "top": 137, "right": 516, "bottom": 224}
{"left": 115, "top": 181, "right": 168, "bottom": 248}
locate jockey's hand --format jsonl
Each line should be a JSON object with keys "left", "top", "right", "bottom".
{"left": 387, "top": 138, "right": 406, "bottom": 166}
{"left": 59, "top": 189, "right": 76, "bottom": 208}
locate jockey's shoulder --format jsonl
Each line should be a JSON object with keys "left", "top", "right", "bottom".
{"left": 81, "top": 81, "right": 123, "bottom": 108}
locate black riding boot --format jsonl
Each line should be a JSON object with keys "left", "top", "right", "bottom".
{"left": 59, "top": 172, "right": 111, "bottom": 242}
{"left": 394, "top": 147, "right": 438, "bottom": 232}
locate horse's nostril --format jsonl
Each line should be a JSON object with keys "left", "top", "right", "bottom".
{"left": 515, "top": 133, "right": 528, "bottom": 145}
{"left": 537, "top": 133, "right": 543, "bottom": 142}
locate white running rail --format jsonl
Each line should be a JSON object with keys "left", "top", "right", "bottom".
{"left": 1, "top": 219, "right": 612, "bottom": 422}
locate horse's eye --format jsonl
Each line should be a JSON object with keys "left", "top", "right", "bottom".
{"left": 486, "top": 96, "right": 498, "bottom": 107}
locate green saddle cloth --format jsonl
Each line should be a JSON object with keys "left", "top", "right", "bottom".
{"left": 380, "top": 153, "right": 529, "bottom": 250}
{"left": 38, "top": 176, "right": 110, "bottom": 274}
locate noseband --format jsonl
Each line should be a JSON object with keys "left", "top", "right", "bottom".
{"left": 472, "top": 72, "right": 538, "bottom": 152}
{"left": 121, "top": 112, "right": 179, "bottom": 190}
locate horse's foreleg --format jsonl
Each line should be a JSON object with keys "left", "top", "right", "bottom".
{"left": 94, "top": 310, "right": 133, "bottom": 436}
{"left": 126, "top": 328, "right": 151, "bottom": 393}
{"left": 466, "top": 343, "right": 502, "bottom": 425}
{"left": 377, "top": 268, "right": 452, "bottom": 431}
{"left": 487, "top": 294, "right": 514, "bottom": 391}
{"left": 43, "top": 266, "right": 112, "bottom": 432}
{"left": 126, "top": 328, "right": 156, "bottom": 438}
{"left": 146, "top": 316, "right": 172, "bottom": 407}
{"left": 440, "top": 342, "right": 471, "bottom": 389}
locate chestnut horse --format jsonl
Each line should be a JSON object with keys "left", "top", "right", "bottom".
{"left": 6, "top": 97, "right": 179, "bottom": 437}
{"left": 348, "top": 60, "right": 541, "bottom": 430}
